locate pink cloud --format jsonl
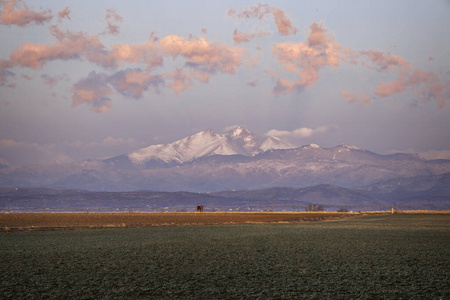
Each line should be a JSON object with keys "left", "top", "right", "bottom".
{"left": 272, "top": 22, "right": 356, "bottom": 94}
{"left": 374, "top": 78, "right": 406, "bottom": 98}
{"left": 361, "top": 51, "right": 449, "bottom": 108}
{"left": 71, "top": 72, "right": 112, "bottom": 113}
{"left": 232, "top": 28, "right": 269, "bottom": 44}
{"left": 165, "top": 67, "right": 195, "bottom": 95}
{"left": 159, "top": 35, "right": 246, "bottom": 77}
{"left": 228, "top": 4, "right": 298, "bottom": 36}
{"left": 104, "top": 8, "right": 122, "bottom": 35}
{"left": 0, "top": 0, "right": 52, "bottom": 27}
{"left": 7, "top": 29, "right": 163, "bottom": 72}
{"left": 9, "top": 31, "right": 105, "bottom": 70}
{"left": 40, "top": 73, "right": 68, "bottom": 88}
{"left": 228, "top": 4, "right": 269, "bottom": 20}
{"left": 57, "top": 6, "right": 70, "bottom": 21}
{"left": 72, "top": 69, "right": 165, "bottom": 112}
{"left": 272, "top": 7, "right": 298, "bottom": 36}
{"left": 106, "top": 36, "right": 163, "bottom": 71}
{"left": 360, "top": 50, "right": 411, "bottom": 71}
{"left": 4, "top": 26, "right": 249, "bottom": 110}
{"left": 340, "top": 91, "right": 372, "bottom": 105}
{"left": 108, "top": 68, "right": 163, "bottom": 99}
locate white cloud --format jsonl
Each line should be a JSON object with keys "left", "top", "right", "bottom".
{"left": 265, "top": 125, "right": 339, "bottom": 140}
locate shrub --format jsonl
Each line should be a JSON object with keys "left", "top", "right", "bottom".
{"left": 305, "top": 204, "right": 324, "bottom": 211}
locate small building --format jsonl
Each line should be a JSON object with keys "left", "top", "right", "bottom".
{"left": 197, "top": 205, "right": 204, "bottom": 212}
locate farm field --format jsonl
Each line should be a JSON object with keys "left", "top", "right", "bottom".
{"left": 1, "top": 214, "right": 449, "bottom": 299}
{"left": 0, "top": 212, "right": 349, "bottom": 231}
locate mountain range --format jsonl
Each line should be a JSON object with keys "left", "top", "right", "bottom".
{"left": 104, "top": 126, "right": 293, "bottom": 169}
{"left": 2, "top": 172, "right": 449, "bottom": 211}
{"left": 1, "top": 126, "right": 450, "bottom": 209}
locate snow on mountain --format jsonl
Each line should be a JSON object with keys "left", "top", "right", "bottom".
{"left": 259, "top": 136, "right": 295, "bottom": 152}
{"left": 338, "top": 144, "right": 361, "bottom": 150}
{"left": 127, "top": 126, "right": 295, "bottom": 166}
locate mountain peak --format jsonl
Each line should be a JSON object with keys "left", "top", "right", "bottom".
{"left": 123, "top": 126, "right": 296, "bottom": 167}
{"left": 337, "top": 144, "right": 361, "bottom": 150}
{"left": 225, "top": 126, "right": 253, "bottom": 138}
{"left": 260, "top": 136, "right": 295, "bottom": 151}
{"left": 199, "top": 129, "right": 216, "bottom": 135}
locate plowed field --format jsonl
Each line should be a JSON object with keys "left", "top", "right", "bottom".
{"left": 0, "top": 212, "right": 349, "bottom": 231}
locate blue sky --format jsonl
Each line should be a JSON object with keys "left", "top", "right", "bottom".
{"left": 0, "top": 0, "right": 449, "bottom": 165}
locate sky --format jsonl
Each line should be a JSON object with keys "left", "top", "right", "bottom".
{"left": 0, "top": 0, "right": 449, "bottom": 166}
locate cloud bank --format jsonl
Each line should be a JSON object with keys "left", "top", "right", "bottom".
{"left": 0, "top": 2, "right": 448, "bottom": 112}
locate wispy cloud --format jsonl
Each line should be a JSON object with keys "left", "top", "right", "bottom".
{"left": 104, "top": 8, "right": 122, "bottom": 35}
{"left": 71, "top": 72, "right": 112, "bottom": 113}
{"left": 340, "top": 90, "right": 372, "bottom": 105}
{"left": 1, "top": 2, "right": 448, "bottom": 113}
{"left": 108, "top": 68, "right": 163, "bottom": 99}
{"left": 8, "top": 31, "right": 105, "bottom": 70}
{"left": 232, "top": 28, "right": 270, "bottom": 44}
{"left": 228, "top": 3, "right": 298, "bottom": 36}
{"left": 265, "top": 125, "right": 339, "bottom": 140}
{"left": 165, "top": 67, "right": 195, "bottom": 95}
{"left": 72, "top": 69, "right": 164, "bottom": 112}
{"left": 40, "top": 73, "right": 68, "bottom": 88}
{"left": 361, "top": 50, "right": 450, "bottom": 108}
{"left": 160, "top": 35, "right": 246, "bottom": 77}
{"left": 273, "top": 22, "right": 356, "bottom": 94}
{"left": 57, "top": 6, "right": 70, "bottom": 22}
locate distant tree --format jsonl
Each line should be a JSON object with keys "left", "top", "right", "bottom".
{"left": 337, "top": 208, "right": 349, "bottom": 212}
{"left": 305, "top": 204, "right": 324, "bottom": 211}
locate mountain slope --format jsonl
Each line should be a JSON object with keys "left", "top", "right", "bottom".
{"left": 356, "top": 172, "right": 450, "bottom": 205}
{"left": 4, "top": 174, "right": 449, "bottom": 211}
{"left": 1, "top": 127, "right": 450, "bottom": 192}
{"left": 105, "top": 126, "right": 294, "bottom": 169}
{"left": 212, "top": 184, "right": 384, "bottom": 207}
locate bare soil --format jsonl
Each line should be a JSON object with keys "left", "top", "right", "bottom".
{"left": 0, "top": 212, "right": 350, "bottom": 232}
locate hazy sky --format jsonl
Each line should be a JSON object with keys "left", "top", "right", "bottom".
{"left": 1, "top": 0, "right": 449, "bottom": 165}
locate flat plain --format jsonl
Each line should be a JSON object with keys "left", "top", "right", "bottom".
{"left": 1, "top": 214, "right": 449, "bottom": 299}
{"left": 0, "top": 212, "right": 348, "bottom": 231}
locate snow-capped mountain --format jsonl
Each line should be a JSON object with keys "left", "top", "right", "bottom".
{"left": 1, "top": 127, "right": 450, "bottom": 194}
{"left": 110, "top": 126, "right": 294, "bottom": 167}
